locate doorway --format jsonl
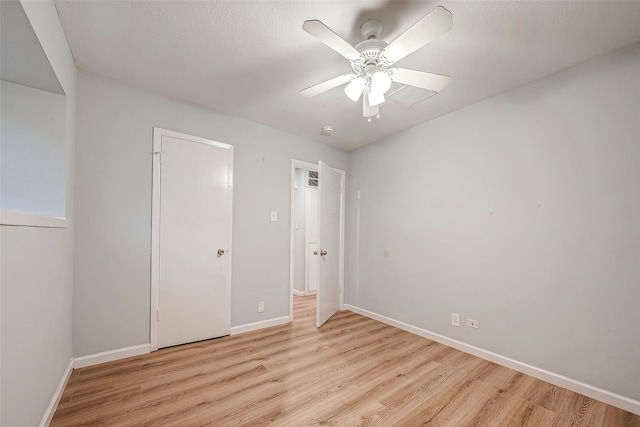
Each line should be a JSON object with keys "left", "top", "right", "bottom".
{"left": 289, "top": 159, "right": 345, "bottom": 325}
{"left": 292, "top": 165, "right": 319, "bottom": 298}
{"left": 150, "top": 128, "right": 233, "bottom": 351}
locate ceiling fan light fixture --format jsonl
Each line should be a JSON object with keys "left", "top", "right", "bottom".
{"left": 344, "top": 77, "right": 365, "bottom": 101}
{"left": 371, "top": 70, "right": 392, "bottom": 94}
{"left": 300, "top": 6, "right": 453, "bottom": 122}
{"left": 368, "top": 89, "right": 385, "bottom": 106}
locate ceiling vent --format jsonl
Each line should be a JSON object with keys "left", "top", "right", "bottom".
{"left": 387, "top": 85, "right": 436, "bottom": 107}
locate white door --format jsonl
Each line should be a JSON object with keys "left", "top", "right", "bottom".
{"left": 305, "top": 188, "right": 318, "bottom": 294}
{"left": 152, "top": 129, "right": 233, "bottom": 349}
{"left": 316, "top": 161, "right": 344, "bottom": 327}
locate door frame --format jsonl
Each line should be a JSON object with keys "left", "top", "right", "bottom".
{"left": 288, "top": 159, "right": 345, "bottom": 322}
{"left": 150, "top": 127, "right": 233, "bottom": 351}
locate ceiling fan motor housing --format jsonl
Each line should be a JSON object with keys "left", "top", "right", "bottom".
{"left": 352, "top": 39, "right": 392, "bottom": 77}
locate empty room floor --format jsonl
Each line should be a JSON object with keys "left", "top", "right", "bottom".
{"left": 51, "top": 296, "right": 639, "bottom": 426}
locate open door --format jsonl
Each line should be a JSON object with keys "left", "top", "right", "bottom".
{"left": 316, "top": 161, "right": 344, "bottom": 327}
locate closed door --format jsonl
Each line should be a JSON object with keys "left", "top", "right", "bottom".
{"left": 316, "top": 161, "right": 344, "bottom": 327}
{"left": 152, "top": 129, "right": 233, "bottom": 349}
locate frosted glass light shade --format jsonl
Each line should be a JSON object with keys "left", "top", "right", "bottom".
{"left": 371, "top": 71, "right": 392, "bottom": 94}
{"left": 344, "top": 77, "right": 365, "bottom": 101}
{"left": 368, "top": 89, "right": 385, "bottom": 106}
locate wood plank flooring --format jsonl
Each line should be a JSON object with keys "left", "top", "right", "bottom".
{"left": 52, "top": 296, "right": 639, "bottom": 426}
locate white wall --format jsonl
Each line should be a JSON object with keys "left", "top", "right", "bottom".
{"left": 73, "top": 71, "right": 349, "bottom": 357}
{"left": 346, "top": 44, "right": 640, "bottom": 402}
{"left": 0, "top": 1, "right": 76, "bottom": 426}
{"left": 1, "top": 80, "right": 66, "bottom": 217}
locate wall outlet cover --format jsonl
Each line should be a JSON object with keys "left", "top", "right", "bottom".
{"left": 451, "top": 313, "right": 460, "bottom": 327}
{"left": 466, "top": 318, "right": 479, "bottom": 329}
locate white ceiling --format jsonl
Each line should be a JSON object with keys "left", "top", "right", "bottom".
{"left": 54, "top": 0, "right": 640, "bottom": 151}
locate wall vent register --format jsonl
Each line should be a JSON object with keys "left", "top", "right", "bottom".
{"left": 308, "top": 171, "right": 319, "bottom": 188}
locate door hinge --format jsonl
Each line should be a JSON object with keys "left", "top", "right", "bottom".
{"left": 157, "top": 309, "right": 160, "bottom": 322}
{"left": 153, "top": 151, "right": 163, "bottom": 164}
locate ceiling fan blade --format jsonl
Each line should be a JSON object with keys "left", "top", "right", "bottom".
{"left": 303, "top": 20, "right": 361, "bottom": 61}
{"left": 383, "top": 6, "right": 453, "bottom": 63}
{"left": 300, "top": 74, "right": 354, "bottom": 97}
{"left": 362, "top": 86, "right": 379, "bottom": 118}
{"left": 391, "top": 68, "right": 450, "bottom": 92}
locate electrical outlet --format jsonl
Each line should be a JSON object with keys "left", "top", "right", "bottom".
{"left": 451, "top": 313, "right": 460, "bottom": 327}
{"left": 258, "top": 301, "right": 265, "bottom": 313}
{"left": 270, "top": 211, "right": 278, "bottom": 222}
{"left": 466, "top": 318, "right": 479, "bottom": 329}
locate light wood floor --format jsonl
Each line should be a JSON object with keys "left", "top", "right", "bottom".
{"left": 52, "top": 296, "right": 639, "bottom": 426}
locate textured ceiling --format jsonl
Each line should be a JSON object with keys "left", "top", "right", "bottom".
{"left": 54, "top": 1, "right": 640, "bottom": 150}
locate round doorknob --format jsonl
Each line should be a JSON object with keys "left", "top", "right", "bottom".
{"left": 320, "top": 250, "right": 327, "bottom": 256}
{"left": 313, "top": 250, "right": 318, "bottom": 255}
{"left": 217, "top": 249, "right": 225, "bottom": 256}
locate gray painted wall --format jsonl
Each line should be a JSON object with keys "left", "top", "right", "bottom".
{"left": 73, "top": 71, "right": 349, "bottom": 357}
{"left": 345, "top": 44, "right": 640, "bottom": 401}
{"left": 0, "top": 1, "right": 77, "bottom": 425}
{"left": 1, "top": 227, "right": 74, "bottom": 426}
{"left": 1, "top": 80, "right": 67, "bottom": 217}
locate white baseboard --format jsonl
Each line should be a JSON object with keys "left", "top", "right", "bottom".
{"left": 39, "top": 358, "right": 73, "bottom": 427}
{"left": 230, "top": 316, "right": 290, "bottom": 335}
{"left": 73, "top": 344, "right": 150, "bottom": 369}
{"left": 344, "top": 304, "right": 640, "bottom": 416}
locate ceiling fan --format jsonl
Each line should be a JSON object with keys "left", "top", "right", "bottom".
{"left": 300, "top": 6, "right": 453, "bottom": 120}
